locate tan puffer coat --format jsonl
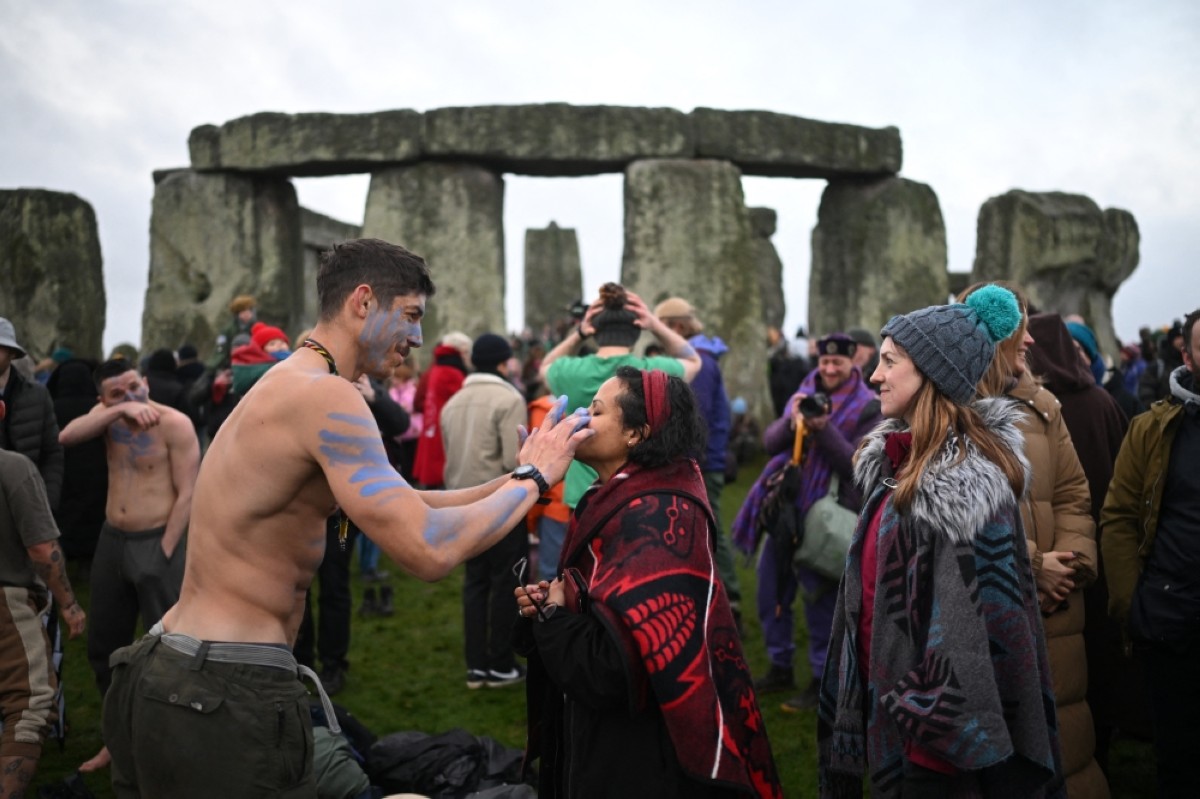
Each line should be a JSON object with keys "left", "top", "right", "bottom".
{"left": 1010, "top": 373, "right": 1109, "bottom": 798}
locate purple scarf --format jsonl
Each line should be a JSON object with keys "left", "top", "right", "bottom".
{"left": 732, "top": 367, "right": 876, "bottom": 554}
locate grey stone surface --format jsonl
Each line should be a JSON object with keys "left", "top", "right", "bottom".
{"left": 810, "top": 177, "right": 948, "bottom": 339}
{"left": 299, "top": 208, "right": 362, "bottom": 330}
{"left": 524, "top": 222, "right": 582, "bottom": 336}
{"left": 362, "top": 162, "right": 505, "bottom": 357}
{"left": 0, "top": 189, "right": 106, "bottom": 361}
{"left": 622, "top": 159, "right": 771, "bottom": 422}
{"left": 423, "top": 104, "right": 693, "bottom": 176}
{"left": 692, "top": 108, "right": 902, "bottom": 179}
{"left": 142, "top": 170, "right": 303, "bottom": 358}
{"left": 190, "top": 111, "right": 423, "bottom": 177}
{"left": 972, "top": 190, "right": 1139, "bottom": 358}
{"left": 748, "top": 207, "right": 786, "bottom": 330}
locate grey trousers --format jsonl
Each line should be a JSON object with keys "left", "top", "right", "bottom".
{"left": 87, "top": 521, "right": 185, "bottom": 695}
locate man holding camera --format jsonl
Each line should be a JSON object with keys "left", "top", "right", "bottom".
{"left": 753, "top": 333, "right": 881, "bottom": 712}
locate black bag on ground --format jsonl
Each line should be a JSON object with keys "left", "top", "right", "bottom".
{"left": 367, "top": 728, "right": 525, "bottom": 798}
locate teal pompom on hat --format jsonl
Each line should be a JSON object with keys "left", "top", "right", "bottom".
{"left": 880, "top": 284, "right": 1021, "bottom": 405}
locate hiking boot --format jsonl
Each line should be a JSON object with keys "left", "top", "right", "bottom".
{"left": 378, "top": 585, "right": 395, "bottom": 617}
{"left": 485, "top": 665, "right": 526, "bottom": 688}
{"left": 753, "top": 663, "right": 795, "bottom": 694}
{"left": 466, "top": 669, "right": 488, "bottom": 690}
{"left": 320, "top": 665, "right": 347, "bottom": 697}
{"left": 359, "top": 587, "right": 379, "bottom": 618}
{"left": 780, "top": 679, "right": 821, "bottom": 713}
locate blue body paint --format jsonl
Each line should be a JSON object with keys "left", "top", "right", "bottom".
{"left": 319, "top": 417, "right": 410, "bottom": 500}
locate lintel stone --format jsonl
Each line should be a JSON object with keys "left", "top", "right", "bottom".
{"left": 423, "top": 104, "right": 694, "bottom": 176}
{"left": 190, "top": 111, "right": 423, "bottom": 176}
{"left": 692, "top": 108, "right": 902, "bottom": 179}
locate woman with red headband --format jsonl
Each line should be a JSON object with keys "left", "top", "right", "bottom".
{"left": 514, "top": 366, "right": 782, "bottom": 798}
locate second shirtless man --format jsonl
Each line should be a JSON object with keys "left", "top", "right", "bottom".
{"left": 100, "top": 239, "right": 592, "bottom": 798}
{"left": 58, "top": 358, "right": 201, "bottom": 773}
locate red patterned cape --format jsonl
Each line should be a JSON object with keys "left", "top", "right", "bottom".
{"left": 559, "top": 458, "right": 783, "bottom": 798}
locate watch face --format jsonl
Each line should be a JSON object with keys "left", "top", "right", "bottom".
{"left": 515, "top": 465, "right": 534, "bottom": 477}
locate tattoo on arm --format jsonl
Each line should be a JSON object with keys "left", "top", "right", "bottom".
{"left": 31, "top": 542, "right": 78, "bottom": 610}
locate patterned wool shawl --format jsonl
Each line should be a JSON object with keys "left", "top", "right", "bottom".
{"left": 561, "top": 459, "right": 783, "bottom": 798}
{"left": 731, "top": 366, "right": 876, "bottom": 554}
{"left": 817, "top": 399, "right": 1064, "bottom": 798}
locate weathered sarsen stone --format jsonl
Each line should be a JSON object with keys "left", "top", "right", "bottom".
{"left": 424, "top": 104, "right": 693, "bottom": 176}
{"left": 622, "top": 159, "right": 771, "bottom": 422}
{"left": 692, "top": 108, "right": 902, "bottom": 179}
{"left": 362, "top": 162, "right": 505, "bottom": 353}
{"left": 810, "top": 177, "right": 947, "bottom": 338}
{"left": 189, "top": 111, "right": 423, "bottom": 177}
{"left": 299, "top": 209, "right": 362, "bottom": 329}
{"left": 0, "top": 189, "right": 106, "bottom": 361}
{"left": 143, "top": 170, "right": 303, "bottom": 358}
{"left": 748, "top": 208, "right": 786, "bottom": 330}
{"left": 524, "top": 222, "right": 582, "bottom": 336}
{"left": 973, "top": 190, "right": 1139, "bottom": 358}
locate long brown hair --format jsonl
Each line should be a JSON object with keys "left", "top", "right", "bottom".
{"left": 890, "top": 377, "right": 1026, "bottom": 513}
{"left": 957, "top": 281, "right": 1029, "bottom": 398}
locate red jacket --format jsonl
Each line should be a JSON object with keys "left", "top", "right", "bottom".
{"left": 411, "top": 345, "right": 466, "bottom": 487}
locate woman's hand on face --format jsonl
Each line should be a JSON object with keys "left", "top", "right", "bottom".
{"left": 1036, "top": 550, "right": 1077, "bottom": 602}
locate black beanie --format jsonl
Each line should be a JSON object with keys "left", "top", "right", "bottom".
{"left": 471, "top": 333, "right": 513, "bottom": 373}
{"left": 592, "top": 307, "right": 640, "bottom": 348}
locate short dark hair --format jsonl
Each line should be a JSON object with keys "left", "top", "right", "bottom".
{"left": 1184, "top": 308, "right": 1200, "bottom": 358}
{"left": 316, "top": 239, "right": 437, "bottom": 321}
{"left": 611, "top": 365, "right": 706, "bottom": 469}
{"left": 94, "top": 358, "right": 135, "bottom": 391}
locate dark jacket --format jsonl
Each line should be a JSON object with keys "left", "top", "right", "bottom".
{"left": 1102, "top": 366, "right": 1196, "bottom": 632}
{"left": 689, "top": 339, "right": 730, "bottom": 472}
{"left": 0, "top": 366, "right": 63, "bottom": 508}
{"left": 47, "top": 359, "right": 108, "bottom": 559}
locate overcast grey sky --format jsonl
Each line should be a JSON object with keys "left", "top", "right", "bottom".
{"left": 2, "top": 0, "right": 1197, "bottom": 353}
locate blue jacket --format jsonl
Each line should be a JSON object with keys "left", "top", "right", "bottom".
{"left": 689, "top": 339, "right": 729, "bottom": 473}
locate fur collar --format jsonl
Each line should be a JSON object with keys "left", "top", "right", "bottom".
{"left": 854, "top": 396, "right": 1030, "bottom": 545}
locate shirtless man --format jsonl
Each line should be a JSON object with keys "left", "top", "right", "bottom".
{"left": 58, "top": 359, "right": 200, "bottom": 772}
{"left": 101, "top": 239, "right": 591, "bottom": 798}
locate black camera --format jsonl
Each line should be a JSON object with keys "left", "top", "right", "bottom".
{"left": 798, "top": 392, "right": 831, "bottom": 418}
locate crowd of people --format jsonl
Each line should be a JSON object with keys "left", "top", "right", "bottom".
{"left": 0, "top": 238, "right": 1197, "bottom": 798}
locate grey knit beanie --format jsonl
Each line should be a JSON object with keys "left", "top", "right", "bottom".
{"left": 880, "top": 284, "right": 1022, "bottom": 405}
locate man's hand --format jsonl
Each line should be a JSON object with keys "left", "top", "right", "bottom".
{"left": 118, "top": 401, "right": 161, "bottom": 430}
{"left": 60, "top": 601, "right": 86, "bottom": 639}
{"left": 518, "top": 395, "right": 594, "bottom": 486}
{"left": 1036, "top": 550, "right": 1078, "bottom": 603}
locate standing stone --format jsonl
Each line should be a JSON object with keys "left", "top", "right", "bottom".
{"left": 622, "top": 159, "right": 770, "bottom": 422}
{"left": 362, "top": 162, "right": 505, "bottom": 351}
{"left": 299, "top": 208, "right": 362, "bottom": 329}
{"left": 810, "top": 177, "right": 948, "bottom": 339}
{"left": 0, "top": 189, "right": 106, "bottom": 361}
{"left": 973, "top": 190, "right": 1139, "bottom": 357}
{"left": 143, "top": 170, "right": 303, "bottom": 359}
{"left": 524, "top": 222, "right": 582, "bottom": 337}
{"left": 749, "top": 207, "right": 786, "bottom": 330}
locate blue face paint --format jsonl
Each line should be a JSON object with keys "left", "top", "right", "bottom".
{"left": 357, "top": 300, "right": 424, "bottom": 375}
{"left": 572, "top": 410, "right": 591, "bottom": 432}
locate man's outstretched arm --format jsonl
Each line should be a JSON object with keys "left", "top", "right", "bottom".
{"left": 313, "top": 384, "right": 588, "bottom": 581}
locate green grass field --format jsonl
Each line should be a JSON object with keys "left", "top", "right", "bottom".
{"left": 34, "top": 465, "right": 1155, "bottom": 797}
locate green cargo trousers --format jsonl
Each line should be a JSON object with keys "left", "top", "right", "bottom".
{"left": 103, "top": 633, "right": 316, "bottom": 798}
